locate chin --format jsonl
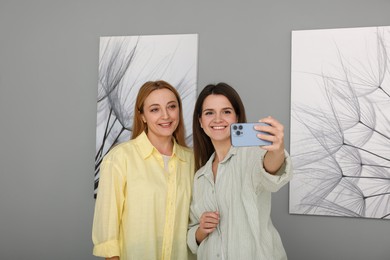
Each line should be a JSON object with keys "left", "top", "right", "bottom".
{"left": 161, "top": 129, "right": 175, "bottom": 136}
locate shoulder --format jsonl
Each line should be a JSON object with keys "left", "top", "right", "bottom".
{"left": 103, "top": 140, "right": 135, "bottom": 162}
{"left": 194, "top": 157, "right": 212, "bottom": 180}
{"left": 177, "top": 144, "right": 193, "bottom": 155}
{"left": 175, "top": 144, "right": 194, "bottom": 163}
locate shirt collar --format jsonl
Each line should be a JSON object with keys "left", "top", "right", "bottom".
{"left": 135, "top": 131, "right": 188, "bottom": 162}
{"left": 220, "top": 146, "right": 237, "bottom": 163}
{"left": 196, "top": 146, "right": 238, "bottom": 180}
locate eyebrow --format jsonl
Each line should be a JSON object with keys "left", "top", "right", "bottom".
{"left": 147, "top": 100, "right": 178, "bottom": 108}
{"left": 202, "top": 107, "right": 233, "bottom": 112}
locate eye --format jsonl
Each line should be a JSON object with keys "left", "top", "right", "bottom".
{"left": 168, "top": 104, "right": 177, "bottom": 110}
{"left": 204, "top": 111, "right": 214, "bottom": 116}
{"left": 150, "top": 107, "right": 159, "bottom": 113}
{"left": 223, "top": 110, "right": 232, "bottom": 114}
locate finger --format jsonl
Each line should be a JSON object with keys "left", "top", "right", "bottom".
{"left": 259, "top": 116, "right": 278, "bottom": 125}
{"left": 258, "top": 130, "right": 284, "bottom": 143}
{"left": 256, "top": 132, "right": 273, "bottom": 142}
{"left": 202, "top": 211, "right": 220, "bottom": 220}
{"left": 202, "top": 227, "right": 216, "bottom": 234}
{"left": 201, "top": 215, "right": 220, "bottom": 225}
{"left": 261, "top": 138, "right": 285, "bottom": 152}
{"left": 257, "top": 123, "right": 284, "bottom": 141}
{"left": 255, "top": 121, "right": 280, "bottom": 136}
{"left": 202, "top": 222, "right": 219, "bottom": 229}
{"left": 203, "top": 217, "right": 220, "bottom": 225}
{"left": 200, "top": 216, "right": 219, "bottom": 226}
{"left": 254, "top": 124, "right": 273, "bottom": 134}
{"left": 259, "top": 116, "right": 284, "bottom": 130}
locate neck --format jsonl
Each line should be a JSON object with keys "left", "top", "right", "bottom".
{"left": 147, "top": 133, "right": 173, "bottom": 156}
{"left": 212, "top": 140, "right": 231, "bottom": 164}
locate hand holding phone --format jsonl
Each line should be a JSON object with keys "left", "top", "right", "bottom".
{"left": 230, "top": 122, "right": 272, "bottom": 147}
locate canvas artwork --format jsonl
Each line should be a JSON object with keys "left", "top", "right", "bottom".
{"left": 289, "top": 26, "right": 390, "bottom": 219}
{"left": 94, "top": 34, "right": 198, "bottom": 196}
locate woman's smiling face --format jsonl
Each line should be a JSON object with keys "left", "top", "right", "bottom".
{"left": 141, "top": 88, "right": 180, "bottom": 140}
{"left": 199, "top": 94, "right": 238, "bottom": 144}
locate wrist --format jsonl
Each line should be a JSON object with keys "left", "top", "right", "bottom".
{"left": 195, "top": 227, "right": 207, "bottom": 245}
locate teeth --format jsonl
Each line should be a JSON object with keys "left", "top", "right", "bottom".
{"left": 160, "top": 123, "right": 171, "bottom": 126}
{"left": 212, "top": 126, "right": 225, "bottom": 130}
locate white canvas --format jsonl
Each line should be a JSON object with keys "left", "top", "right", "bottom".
{"left": 289, "top": 26, "right": 390, "bottom": 219}
{"left": 94, "top": 34, "right": 198, "bottom": 196}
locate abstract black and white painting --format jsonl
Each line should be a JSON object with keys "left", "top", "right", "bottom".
{"left": 94, "top": 34, "right": 198, "bottom": 196}
{"left": 289, "top": 26, "right": 390, "bottom": 219}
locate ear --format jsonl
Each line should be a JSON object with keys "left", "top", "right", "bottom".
{"left": 141, "top": 114, "right": 146, "bottom": 123}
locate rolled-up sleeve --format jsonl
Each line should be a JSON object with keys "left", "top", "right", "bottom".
{"left": 251, "top": 149, "right": 293, "bottom": 192}
{"left": 187, "top": 191, "right": 200, "bottom": 254}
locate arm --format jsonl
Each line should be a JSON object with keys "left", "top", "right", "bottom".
{"left": 255, "top": 116, "right": 286, "bottom": 174}
{"left": 92, "top": 156, "right": 126, "bottom": 258}
{"left": 187, "top": 174, "right": 220, "bottom": 253}
{"left": 195, "top": 211, "right": 220, "bottom": 244}
{"left": 249, "top": 116, "right": 292, "bottom": 192}
{"left": 188, "top": 209, "right": 220, "bottom": 253}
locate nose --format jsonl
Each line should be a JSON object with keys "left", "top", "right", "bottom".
{"left": 213, "top": 112, "right": 222, "bottom": 122}
{"left": 161, "top": 108, "right": 170, "bottom": 119}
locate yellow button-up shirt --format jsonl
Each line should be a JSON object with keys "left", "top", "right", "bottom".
{"left": 93, "top": 132, "right": 195, "bottom": 260}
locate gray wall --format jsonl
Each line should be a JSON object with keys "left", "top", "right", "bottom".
{"left": 0, "top": 0, "right": 389, "bottom": 259}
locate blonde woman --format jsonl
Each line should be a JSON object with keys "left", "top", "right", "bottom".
{"left": 93, "top": 80, "right": 195, "bottom": 260}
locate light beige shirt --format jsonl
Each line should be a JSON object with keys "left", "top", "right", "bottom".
{"left": 93, "top": 132, "right": 195, "bottom": 260}
{"left": 188, "top": 146, "right": 292, "bottom": 260}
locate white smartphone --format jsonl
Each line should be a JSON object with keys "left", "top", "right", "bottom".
{"left": 230, "top": 122, "right": 272, "bottom": 147}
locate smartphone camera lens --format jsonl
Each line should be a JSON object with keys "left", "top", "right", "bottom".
{"left": 238, "top": 125, "right": 243, "bottom": 130}
{"left": 236, "top": 131, "right": 241, "bottom": 136}
{"left": 233, "top": 125, "right": 237, "bottom": 130}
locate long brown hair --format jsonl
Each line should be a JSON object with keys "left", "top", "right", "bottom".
{"left": 132, "top": 80, "right": 187, "bottom": 147}
{"left": 193, "top": 82, "right": 247, "bottom": 171}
